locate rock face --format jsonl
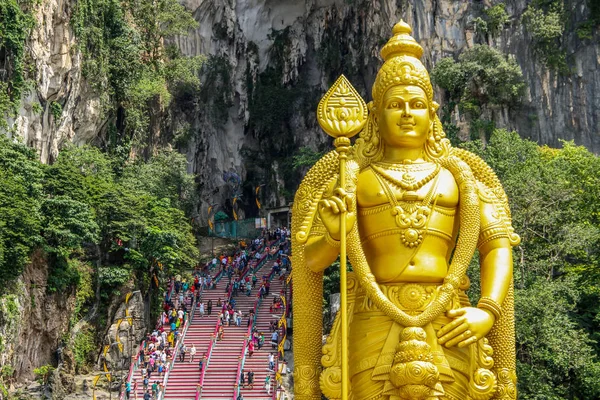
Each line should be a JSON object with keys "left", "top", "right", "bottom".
{"left": 101, "top": 291, "right": 147, "bottom": 369}
{"left": 0, "top": 250, "right": 74, "bottom": 381}
{"left": 4, "top": 0, "right": 600, "bottom": 213}
{"left": 169, "top": 0, "right": 599, "bottom": 214}
{"left": 8, "top": 0, "right": 103, "bottom": 164}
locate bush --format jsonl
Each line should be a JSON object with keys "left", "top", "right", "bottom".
{"left": 0, "top": 137, "right": 43, "bottom": 284}
{"left": 432, "top": 45, "right": 525, "bottom": 109}
{"left": 33, "top": 364, "right": 55, "bottom": 385}
{"left": 522, "top": 2, "right": 569, "bottom": 72}
{"left": 73, "top": 328, "right": 96, "bottom": 372}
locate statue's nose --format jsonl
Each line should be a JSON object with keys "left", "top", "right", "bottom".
{"left": 401, "top": 102, "right": 411, "bottom": 117}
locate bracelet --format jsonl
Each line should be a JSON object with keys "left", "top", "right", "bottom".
{"left": 477, "top": 296, "right": 502, "bottom": 320}
{"left": 324, "top": 233, "right": 341, "bottom": 248}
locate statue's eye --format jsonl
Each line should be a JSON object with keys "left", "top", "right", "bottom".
{"left": 390, "top": 101, "right": 399, "bottom": 108}
{"left": 414, "top": 101, "right": 426, "bottom": 109}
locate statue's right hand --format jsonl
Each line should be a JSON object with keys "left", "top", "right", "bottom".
{"left": 318, "top": 188, "right": 356, "bottom": 240}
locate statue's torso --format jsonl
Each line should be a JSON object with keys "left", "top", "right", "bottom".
{"left": 356, "top": 163, "right": 459, "bottom": 284}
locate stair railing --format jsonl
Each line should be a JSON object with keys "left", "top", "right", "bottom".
{"left": 120, "top": 278, "right": 176, "bottom": 400}
{"left": 157, "top": 298, "right": 195, "bottom": 400}
{"left": 193, "top": 236, "right": 269, "bottom": 400}
{"left": 233, "top": 291, "right": 262, "bottom": 400}
{"left": 196, "top": 269, "right": 234, "bottom": 399}
{"left": 196, "top": 317, "right": 221, "bottom": 400}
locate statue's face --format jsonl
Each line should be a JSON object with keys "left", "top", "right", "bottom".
{"left": 377, "top": 85, "right": 431, "bottom": 150}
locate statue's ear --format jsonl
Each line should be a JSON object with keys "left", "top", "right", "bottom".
{"left": 432, "top": 101, "right": 440, "bottom": 113}
{"left": 368, "top": 101, "right": 378, "bottom": 125}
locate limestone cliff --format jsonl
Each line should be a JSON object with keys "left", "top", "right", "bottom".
{"left": 8, "top": 0, "right": 102, "bottom": 164}
{"left": 170, "top": 0, "right": 600, "bottom": 213}
{"left": 4, "top": 0, "right": 600, "bottom": 214}
{"left": 0, "top": 251, "right": 74, "bottom": 381}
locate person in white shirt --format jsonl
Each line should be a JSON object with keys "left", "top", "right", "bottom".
{"left": 189, "top": 344, "right": 197, "bottom": 363}
{"left": 268, "top": 353, "right": 275, "bottom": 371}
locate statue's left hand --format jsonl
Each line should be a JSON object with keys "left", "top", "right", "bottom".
{"left": 437, "top": 307, "right": 495, "bottom": 348}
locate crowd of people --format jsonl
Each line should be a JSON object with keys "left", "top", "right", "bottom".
{"left": 123, "top": 274, "right": 192, "bottom": 399}
{"left": 123, "top": 228, "right": 291, "bottom": 400}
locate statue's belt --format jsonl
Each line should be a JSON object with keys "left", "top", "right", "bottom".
{"left": 354, "top": 282, "right": 458, "bottom": 314}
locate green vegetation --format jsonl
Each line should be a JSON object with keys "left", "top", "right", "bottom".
{"left": 464, "top": 130, "right": 600, "bottom": 398}
{"left": 0, "top": 138, "right": 43, "bottom": 282}
{"left": 33, "top": 364, "right": 54, "bottom": 385}
{"left": 73, "top": 327, "right": 95, "bottom": 372}
{"left": 243, "top": 27, "right": 322, "bottom": 205}
{"left": 431, "top": 45, "right": 525, "bottom": 142}
{"left": 0, "top": 137, "right": 198, "bottom": 372}
{"left": 522, "top": 1, "right": 568, "bottom": 73}
{"left": 432, "top": 45, "right": 525, "bottom": 110}
{"left": 0, "top": 365, "right": 15, "bottom": 396}
{"left": 292, "top": 147, "right": 326, "bottom": 172}
{"left": 49, "top": 101, "right": 62, "bottom": 121}
{"left": 71, "top": 0, "right": 203, "bottom": 148}
{"left": 198, "top": 55, "right": 234, "bottom": 123}
{"left": 0, "top": 0, "right": 36, "bottom": 129}
{"left": 474, "top": 3, "right": 511, "bottom": 36}
{"left": 0, "top": 137, "right": 198, "bottom": 297}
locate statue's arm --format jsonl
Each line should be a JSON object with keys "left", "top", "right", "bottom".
{"left": 477, "top": 196, "right": 514, "bottom": 316}
{"left": 479, "top": 237, "right": 513, "bottom": 308}
{"left": 305, "top": 229, "right": 341, "bottom": 273}
{"left": 303, "top": 175, "right": 356, "bottom": 273}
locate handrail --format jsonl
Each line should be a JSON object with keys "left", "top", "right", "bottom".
{"left": 196, "top": 317, "right": 221, "bottom": 400}
{"left": 272, "top": 356, "right": 279, "bottom": 400}
{"left": 233, "top": 293, "right": 262, "bottom": 400}
{"left": 120, "top": 278, "right": 176, "bottom": 400}
{"left": 157, "top": 300, "right": 194, "bottom": 400}
{"left": 232, "top": 253, "right": 283, "bottom": 400}
{"left": 159, "top": 270, "right": 205, "bottom": 399}
{"left": 227, "top": 249, "right": 269, "bottom": 400}
{"left": 195, "top": 268, "right": 235, "bottom": 400}
{"left": 192, "top": 237, "right": 269, "bottom": 400}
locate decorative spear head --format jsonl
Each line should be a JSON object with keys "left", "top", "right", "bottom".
{"left": 317, "top": 75, "right": 368, "bottom": 139}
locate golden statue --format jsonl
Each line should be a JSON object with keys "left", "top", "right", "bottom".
{"left": 291, "top": 20, "right": 520, "bottom": 400}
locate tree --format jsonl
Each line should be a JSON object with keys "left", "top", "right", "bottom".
{"left": 0, "top": 137, "right": 43, "bottom": 283}
{"left": 463, "top": 130, "right": 600, "bottom": 398}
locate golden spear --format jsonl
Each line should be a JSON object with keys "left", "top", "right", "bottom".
{"left": 316, "top": 75, "right": 367, "bottom": 399}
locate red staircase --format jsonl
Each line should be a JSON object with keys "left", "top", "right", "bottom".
{"left": 201, "top": 276, "right": 263, "bottom": 398}
{"left": 157, "top": 241, "right": 280, "bottom": 400}
{"left": 238, "top": 270, "right": 285, "bottom": 400}
{"left": 131, "top": 292, "right": 191, "bottom": 399}
{"left": 163, "top": 279, "right": 225, "bottom": 399}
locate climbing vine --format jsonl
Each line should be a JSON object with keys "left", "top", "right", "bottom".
{"left": 0, "top": 0, "right": 36, "bottom": 129}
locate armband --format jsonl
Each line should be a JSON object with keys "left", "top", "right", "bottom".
{"left": 477, "top": 296, "right": 502, "bottom": 320}
{"left": 324, "top": 232, "right": 341, "bottom": 248}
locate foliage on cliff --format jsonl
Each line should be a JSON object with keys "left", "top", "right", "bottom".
{"left": 71, "top": 0, "right": 203, "bottom": 150}
{"left": 0, "top": 136, "right": 198, "bottom": 294}
{"left": 0, "top": 0, "right": 35, "bottom": 129}
{"left": 431, "top": 45, "right": 525, "bottom": 142}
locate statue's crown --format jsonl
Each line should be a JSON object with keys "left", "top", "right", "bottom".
{"left": 380, "top": 20, "right": 423, "bottom": 61}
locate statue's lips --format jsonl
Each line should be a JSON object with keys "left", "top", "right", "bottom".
{"left": 398, "top": 123, "right": 416, "bottom": 130}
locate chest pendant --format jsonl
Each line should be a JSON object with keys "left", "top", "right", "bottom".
{"left": 392, "top": 202, "right": 431, "bottom": 248}
{"left": 371, "top": 163, "right": 441, "bottom": 249}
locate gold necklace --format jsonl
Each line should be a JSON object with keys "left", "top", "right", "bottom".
{"left": 373, "top": 161, "right": 435, "bottom": 172}
{"left": 371, "top": 163, "right": 441, "bottom": 191}
{"left": 372, "top": 169, "right": 440, "bottom": 249}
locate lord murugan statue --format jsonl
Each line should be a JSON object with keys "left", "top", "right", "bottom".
{"left": 292, "top": 21, "right": 520, "bottom": 400}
